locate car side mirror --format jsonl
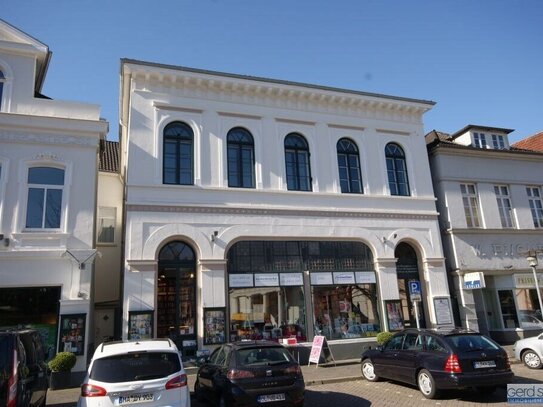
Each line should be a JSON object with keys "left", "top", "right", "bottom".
{"left": 197, "top": 357, "right": 210, "bottom": 366}
{"left": 377, "top": 345, "right": 384, "bottom": 352}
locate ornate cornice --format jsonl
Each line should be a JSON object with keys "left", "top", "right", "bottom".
{"left": 0, "top": 131, "right": 98, "bottom": 147}
{"left": 126, "top": 204, "right": 437, "bottom": 220}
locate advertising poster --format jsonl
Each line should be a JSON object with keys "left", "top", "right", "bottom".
{"left": 204, "top": 308, "right": 226, "bottom": 345}
{"left": 128, "top": 311, "right": 154, "bottom": 340}
{"left": 58, "top": 314, "right": 86, "bottom": 355}
{"left": 385, "top": 300, "right": 404, "bottom": 331}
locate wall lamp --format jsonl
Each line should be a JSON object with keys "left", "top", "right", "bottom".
{"left": 211, "top": 230, "right": 219, "bottom": 242}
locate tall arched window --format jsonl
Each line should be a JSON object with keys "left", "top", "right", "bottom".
{"left": 163, "top": 122, "right": 193, "bottom": 185}
{"left": 337, "top": 138, "right": 363, "bottom": 194}
{"left": 227, "top": 127, "right": 255, "bottom": 188}
{"left": 284, "top": 133, "right": 312, "bottom": 191}
{"left": 0, "top": 70, "right": 5, "bottom": 110}
{"left": 385, "top": 143, "right": 410, "bottom": 196}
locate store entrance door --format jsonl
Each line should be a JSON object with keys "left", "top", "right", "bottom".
{"left": 395, "top": 243, "right": 426, "bottom": 329}
{"left": 157, "top": 241, "right": 197, "bottom": 359}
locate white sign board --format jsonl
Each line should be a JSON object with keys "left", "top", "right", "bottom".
{"left": 310, "top": 272, "right": 333, "bottom": 285}
{"left": 409, "top": 280, "right": 422, "bottom": 301}
{"left": 515, "top": 273, "right": 543, "bottom": 289}
{"left": 463, "top": 272, "right": 486, "bottom": 289}
{"left": 308, "top": 335, "right": 325, "bottom": 364}
{"left": 229, "top": 274, "right": 253, "bottom": 288}
{"left": 355, "top": 272, "right": 376, "bottom": 284}
{"left": 280, "top": 273, "right": 303, "bottom": 286}
{"left": 333, "top": 272, "right": 355, "bottom": 285}
{"left": 254, "top": 273, "right": 279, "bottom": 287}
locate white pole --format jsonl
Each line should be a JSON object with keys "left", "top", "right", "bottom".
{"left": 414, "top": 301, "right": 420, "bottom": 328}
{"left": 531, "top": 265, "right": 543, "bottom": 319}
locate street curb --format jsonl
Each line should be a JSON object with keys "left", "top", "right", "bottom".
{"left": 305, "top": 376, "right": 362, "bottom": 387}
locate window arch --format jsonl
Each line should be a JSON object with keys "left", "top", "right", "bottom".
{"left": 337, "top": 138, "right": 363, "bottom": 194}
{"left": 227, "top": 127, "right": 255, "bottom": 188}
{"left": 25, "top": 166, "right": 65, "bottom": 229}
{"left": 284, "top": 133, "right": 312, "bottom": 191}
{"left": 385, "top": 143, "right": 410, "bottom": 196}
{"left": 0, "top": 69, "right": 5, "bottom": 111}
{"left": 163, "top": 121, "right": 193, "bottom": 185}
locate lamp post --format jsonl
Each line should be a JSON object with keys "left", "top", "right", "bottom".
{"left": 527, "top": 252, "right": 543, "bottom": 319}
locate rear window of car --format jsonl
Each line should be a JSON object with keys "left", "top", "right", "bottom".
{"left": 90, "top": 352, "right": 181, "bottom": 383}
{"left": 237, "top": 347, "right": 293, "bottom": 366}
{"left": 446, "top": 335, "right": 500, "bottom": 351}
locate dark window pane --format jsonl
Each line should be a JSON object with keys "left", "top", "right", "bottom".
{"left": 28, "top": 167, "right": 65, "bottom": 185}
{"left": 45, "top": 189, "right": 62, "bottom": 228}
{"left": 26, "top": 188, "right": 44, "bottom": 228}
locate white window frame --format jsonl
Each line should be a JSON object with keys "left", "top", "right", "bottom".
{"left": 460, "top": 183, "right": 481, "bottom": 228}
{"left": 97, "top": 206, "right": 116, "bottom": 244}
{"left": 0, "top": 156, "right": 9, "bottom": 231}
{"left": 494, "top": 185, "right": 515, "bottom": 228}
{"left": 0, "top": 60, "right": 14, "bottom": 112}
{"left": 527, "top": 186, "right": 543, "bottom": 228}
{"left": 473, "top": 132, "right": 487, "bottom": 149}
{"left": 492, "top": 134, "right": 506, "bottom": 150}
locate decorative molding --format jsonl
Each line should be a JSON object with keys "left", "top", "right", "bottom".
{"left": 0, "top": 132, "right": 98, "bottom": 147}
{"left": 217, "top": 111, "right": 262, "bottom": 120}
{"left": 328, "top": 123, "right": 365, "bottom": 131}
{"left": 275, "top": 117, "right": 316, "bottom": 126}
{"left": 33, "top": 152, "right": 61, "bottom": 161}
{"left": 126, "top": 204, "right": 437, "bottom": 221}
{"left": 376, "top": 129, "right": 411, "bottom": 136}
{"left": 153, "top": 103, "right": 203, "bottom": 114}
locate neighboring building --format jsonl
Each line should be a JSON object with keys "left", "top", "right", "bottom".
{"left": 513, "top": 131, "right": 543, "bottom": 152}
{"left": 94, "top": 140, "right": 123, "bottom": 343}
{"left": 427, "top": 125, "right": 543, "bottom": 343}
{"left": 0, "top": 19, "right": 108, "bottom": 373}
{"left": 119, "top": 59, "right": 452, "bottom": 360}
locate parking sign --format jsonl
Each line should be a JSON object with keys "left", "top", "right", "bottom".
{"left": 409, "top": 280, "right": 421, "bottom": 301}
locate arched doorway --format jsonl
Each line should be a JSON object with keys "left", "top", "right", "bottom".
{"left": 395, "top": 242, "right": 426, "bottom": 328}
{"left": 157, "top": 241, "right": 197, "bottom": 358}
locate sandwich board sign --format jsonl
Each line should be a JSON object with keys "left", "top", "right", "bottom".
{"left": 308, "top": 335, "right": 336, "bottom": 367}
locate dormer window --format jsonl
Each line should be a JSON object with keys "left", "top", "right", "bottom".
{"left": 473, "top": 132, "right": 487, "bottom": 149}
{"left": 492, "top": 134, "right": 506, "bottom": 150}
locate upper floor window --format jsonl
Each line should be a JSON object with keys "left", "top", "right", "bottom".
{"left": 460, "top": 183, "right": 481, "bottom": 228}
{"left": 494, "top": 185, "right": 515, "bottom": 228}
{"left": 473, "top": 132, "right": 487, "bottom": 149}
{"left": 227, "top": 127, "right": 255, "bottom": 188}
{"left": 0, "top": 70, "right": 5, "bottom": 110}
{"left": 284, "top": 133, "right": 312, "bottom": 191}
{"left": 492, "top": 134, "right": 506, "bottom": 150}
{"left": 25, "top": 167, "right": 65, "bottom": 229}
{"left": 385, "top": 143, "right": 410, "bottom": 196}
{"left": 163, "top": 121, "right": 193, "bottom": 185}
{"left": 97, "top": 207, "right": 116, "bottom": 243}
{"left": 337, "top": 138, "right": 363, "bottom": 194}
{"left": 527, "top": 187, "right": 543, "bottom": 228}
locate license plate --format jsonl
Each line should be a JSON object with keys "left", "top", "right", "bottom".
{"left": 473, "top": 360, "right": 496, "bottom": 369}
{"left": 257, "top": 393, "right": 286, "bottom": 403}
{"left": 117, "top": 393, "right": 154, "bottom": 405}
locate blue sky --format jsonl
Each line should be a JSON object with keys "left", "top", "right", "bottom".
{"left": 4, "top": 0, "right": 542, "bottom": 142}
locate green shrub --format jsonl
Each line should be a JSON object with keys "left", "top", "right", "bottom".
{"left": 376, "top": 331, "right": 394, "bottom": 345}
{"left": 48, "top": 352, "right": 76, "bottom": 372}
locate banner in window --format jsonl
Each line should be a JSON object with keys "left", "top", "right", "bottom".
{"left": 333, "top": 272, "right": 355, "bottom": 285}
{"left": 58, "top": 314, "right": 86, "bottom": 355}
{"left": 310, "top": 272, "right": 333, "bottom": 285}
{"left": 128, "top": 311, "right": 154, "bottom": 340}
{"left": 254, "top": 273, "right": 279, "bottom": 287}
{"left": 279, "top": 273, "right": 303, "bottom": 286}
{"left": 204, "top": 308, "right": 226, "bottom": 345}
{"left": 229, "top": 274, "right": 254, "bottom": 287}
{"left": 385, "top": 300, "right": 403, "bottom": 331}
{"left": 355, "top": 271, "right": 376, "bottom": 284}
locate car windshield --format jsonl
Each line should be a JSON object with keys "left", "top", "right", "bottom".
{"left": 237, "top": 347, "right": 293, "bottom": 366}
{"left": 447, "top": 335, "right": 500, "bottom": 352}
{"left": 90, "top": 352, "right": 181, "bottom": 383}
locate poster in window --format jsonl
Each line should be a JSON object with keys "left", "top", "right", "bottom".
{"left": 204, "top": 308, "right": 226, "bottom": 345}
{"left": 433, "top": 297, "right": 453, "bottom": 325}
{"left": 128, "top": 311, "right": 154, "bottom": 340}
{"left": 58, "top": 314, "right": 86, "bottom": 355}
{"left": 385, "top": 300, "right": 404, "bottom": 331}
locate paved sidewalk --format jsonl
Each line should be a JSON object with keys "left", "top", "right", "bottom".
{"left": 46, "top": 346, "right": 518, "bottom": 406}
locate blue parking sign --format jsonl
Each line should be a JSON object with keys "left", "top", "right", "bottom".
{"left": 409, "top": 281, "right": 421, "bottom": 301}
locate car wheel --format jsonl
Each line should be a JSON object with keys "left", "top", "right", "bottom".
{"left": 522, "top": 349, "right": 543, "bottom": 369}
{"left": 417, "top": 369, "right": 439, "bottom": 399}
{"left": 361, "top": 359, "right": 379, "bottom": 382}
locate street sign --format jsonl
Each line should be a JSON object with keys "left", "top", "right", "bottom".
{"left": 409, "top": 280, "right": 421, "bottom": 301}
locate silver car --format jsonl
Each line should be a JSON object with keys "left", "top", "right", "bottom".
{"left": 77, "top": 339, "right": 190, "bottom": 407}
{"left": 513, "top": 333, "right": 543, "bottom": 369}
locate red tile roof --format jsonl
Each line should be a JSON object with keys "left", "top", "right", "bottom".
{"left": 512, "top": 132, "right": 543, "bottom": 152}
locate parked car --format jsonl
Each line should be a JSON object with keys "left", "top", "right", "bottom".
{"left": 513, "top": 333, "right": 543, "bottom": 369}
{"left": 360, "top": 328, "right": 513, "bottom": 399}
{"left": 194, "top": 340, "right": 305, "bottom": 406}
{"left": 0, "top": 328, "right": 48, "bottom": 407}
{"left": 77, "top": 339, "right": 190, "bottom": 407}
{"left": 519, "top": 314, "right": 543, "bottom": 329}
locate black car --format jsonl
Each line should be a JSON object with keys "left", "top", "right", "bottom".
{"left": 360, "top": 328, "right": 513, "bottom": 399}
{"left": 194, "top": 340, "right": 305, "bottom": 406}
{"left": 0, "top": 328, "right": 48, "bottom": 407}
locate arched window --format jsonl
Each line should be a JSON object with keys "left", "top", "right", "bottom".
{"left": 25, "top": 167, "right": 65, "bottom": 229}
{"left": 163, "top": 122, "right": 193, "bottom": 185}
{"left": 227, "top": 127, "right": 255, "bottom": 188}
{"left": 385, "top": 143, "right": 410, "bottom": 196}
{"left": 284, "top": 133, "right": 312, "bottom": 191}
{"left": 337, "top": 138, "right": 363, "bottom": 194}
{"left": 0, "top": 70, "right": 5, "bottom": 110}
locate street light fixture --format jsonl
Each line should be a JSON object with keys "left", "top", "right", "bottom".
{"left": 526, "top": 252, "right": 543, "bottom": 319}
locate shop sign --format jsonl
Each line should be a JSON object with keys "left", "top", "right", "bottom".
{"left": 515, "top": 273, "right": 543, "bottom": 289}
{"left": 229, "top": 274, "right": 254, "bottom": 287}
{"left": 279, "top": 273, "right": 303, "bottom": 286}
{"left": 355, "top": 271, "right": 376, "bottom": 284}
{"left": 310, "top": 272, "right": 333, "bottom": 285}
{"left": 254, "top": 273, "right": 279, "bottom": 287}
{"left": 463, "top": 272, "right": 486, "bottom": 289}
{"left": 333, "top": 272, "right": 355, "bottom": 285}
{"left": 433, "top": 297, "right": 453, "bottom": 325}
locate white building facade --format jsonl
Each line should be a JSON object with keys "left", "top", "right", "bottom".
{"left": 0, "top": 20, "right": 107, "bottom": 373}
{"left": 120, "top": 59, "right": 452, "bottom": 359}
{"left": 427, "top": 125, "right": 543, "bottom": 343}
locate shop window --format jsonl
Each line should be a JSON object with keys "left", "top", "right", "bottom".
{"left": 516, "top": 288, "right": 543, "bottom": 329}
{"left": 97, "top": 207, "right": 116, "bottom": 243}
{"left": 25, "top": 167, "right": 65, "bottom": 229}
{"left": 498, "top": 290, "right": 519, "bottom": 329}
{"left": 312, "top": 284, "right": 381, "bottom": 341}
{"left": 163, "top": 121, "right": 193, "bottom": 185}
{"left": 227, "top": 127, "right": 255, "bottom": 188}
{"left": 229, "top": 286, "right": 307, "bottom": 343}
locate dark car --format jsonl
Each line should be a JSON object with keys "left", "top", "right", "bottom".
{"left": 0, "top": 329, "right": 48, "bottom": 407}
{"left": 360, "top": 328, "right": 513, "bottom": 399}
{"left": 194, "top": 340, "right": 305, "bottom": 406}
